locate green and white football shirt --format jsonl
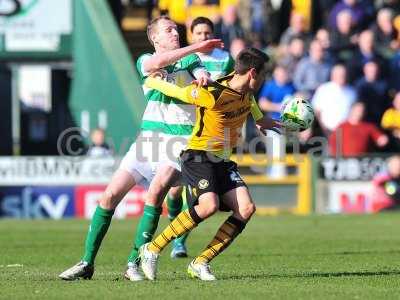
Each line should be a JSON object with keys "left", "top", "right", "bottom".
{"left": 196, "top": 48, "right": 234, "bottom": 80}
{"left": 136, "top": 53, "right": 205, "bottom": 136}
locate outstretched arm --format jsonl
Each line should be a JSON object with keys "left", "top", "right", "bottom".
{"left": 145, "top": 76, "right": 215, "bottom": 109}
{"left": 250, "top": 96, "right": 281, "bottom": 133}
{"left": 142, "top": 39, "right": 224, "bottom": 74}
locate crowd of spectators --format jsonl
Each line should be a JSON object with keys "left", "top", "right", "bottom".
{"left": 146, "top": 0, "right": 400, "bottom": 157}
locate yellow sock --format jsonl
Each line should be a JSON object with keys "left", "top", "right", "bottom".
{"left": 194, "top": 216, "right": 246, "bottom": 264}
{"left": 149, "top": 210, "right": 198, "bottom": 253}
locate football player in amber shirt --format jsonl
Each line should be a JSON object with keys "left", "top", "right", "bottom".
{"left": 139, "top": 48, "right": 280, "bottom": 281}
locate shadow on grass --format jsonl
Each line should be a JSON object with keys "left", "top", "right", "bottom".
{"left": 251, "top": 249, "right": 400, "bottom": 258}
{"left": 222, "top": 270, "right": 400, "bottom": 280}
{"left": 39, "top": 270, "right": 400, "bottom": 283}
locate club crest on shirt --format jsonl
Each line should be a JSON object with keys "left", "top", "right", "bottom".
{"left": 191, "top": 88, "right": 199, "bottom": 99}
{"left": 198, "top": 179, "right": 209, "bottom": 189}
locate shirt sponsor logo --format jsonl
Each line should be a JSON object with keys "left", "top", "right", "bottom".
{"left": 191, "top": 88, "right": 199, "bottom": 99}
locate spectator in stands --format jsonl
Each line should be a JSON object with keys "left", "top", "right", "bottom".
{"left": 328, "top": 0, "right": 375, "bottom": 31}
{"left": 186, "top": 0, "right": 221, "bottom": 33}
{"left": 189, "top": 17, "right": 234, "bottom": 80}
{"left": 371, "top": 155, "right": 400, "bottom": 212}
{"left": 87, "top": 128, "right": 113, "bottom": 157}
{"left": 315, "top": 28, "right": 335, "bottom": 63}
{"left": 279, "top": 37, "right": 305, "bottom": 80}
{"left": 293, "top": 40, "right": 331, "bottom": 98}
{"left": 355, "top": 60, "right": 390, "bottom": 125}
{"left": 329, "top": 9, "right": 359, "bottom": 62}
{"left": 312, "top": 64, "right": 356, "bottom": 136}
{"left": 371, "top": 8, "right": 399, "bottom": 59}
{"left": 229, "top": 37, "right": 246, "bottom": 59}
{"left": 279, "top": 12, "right": 312, "bottom": 54}
{"left": 381, "top": 92, "right": 400, "bottom": 150}
{"left": 258, "top": 65, "right": 296, "bottom": 121}
{"left": 216, "top": 5, "right": 245, "bottom": 50}
{"left": 329, "top": 102, "right": 388, "bottom": 156}
{"left": 349, "top": 30, "right": 388, "bottom": 83}
{"left": 315, "top": 27, "right": 331, "bottom": 51}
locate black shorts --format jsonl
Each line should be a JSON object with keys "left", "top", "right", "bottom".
{"left": 180, "top": 150, "right": 247, "bottom": 211}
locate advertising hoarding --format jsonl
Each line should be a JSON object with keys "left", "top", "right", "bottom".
{"left": 317, "top": 156, "right": 389, "bottom": 214}
{"left": 0, "top": 156, "right": 116, "bottom": 186}
{"left": 75, "top": 185, "right": 147, "bottom": 219}
{"left": 0, "top": 186, "right": 74, "bottom": 218}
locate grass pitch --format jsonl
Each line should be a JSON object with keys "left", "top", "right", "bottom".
{"left": 1, "top": 213, "right": 400, "bottom": 299}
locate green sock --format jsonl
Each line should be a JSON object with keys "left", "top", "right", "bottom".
{"left": 82, "top": 205, "right": 114, "bottom": 265}
{"left": 127, "top": 205, "right": 162, "bottom": 263}
{"left": 167, "top": 194, "right": 182, "bottom": 221}
{"left": 174, "top": 200, "right": 189, "bottom": 245}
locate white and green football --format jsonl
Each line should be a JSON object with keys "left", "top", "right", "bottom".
{"left": 280, "top": 96, "right": 315, "bottom": 131}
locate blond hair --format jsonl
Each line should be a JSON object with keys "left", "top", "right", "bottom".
{"left": 147, "top": 15, "right": 172, "bottom": 46}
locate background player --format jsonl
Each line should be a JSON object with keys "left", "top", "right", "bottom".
{"left": 59, "top": 16, "right": 222, "bottom": 281}
{"left": 190, "top": 16, "right": 234, "bottom": 80}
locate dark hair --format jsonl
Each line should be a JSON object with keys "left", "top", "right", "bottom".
{"left": 147, "top": 15, "right": 172, "bottom": 45}
{"left": 234, "top": 47, "right": 269, "bottom": 75}
{"left": 190, "top": 17, "right": 214, "bottom": 33}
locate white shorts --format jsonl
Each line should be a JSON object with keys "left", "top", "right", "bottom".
{"left": 119, "top": 131, "right": 189, "bottom": 186}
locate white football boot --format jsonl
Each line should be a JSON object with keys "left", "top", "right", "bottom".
{"left": 187, "top": 260, "right": 216, "bottom": 281}
{"left": 124, "top": 262, "right": 144, "bottom": 281}
{"left": 139, "top": 243, "right": 159, "bottom": 280}
{"left": 59, "top": 261, "right": 94, "bottom": 280}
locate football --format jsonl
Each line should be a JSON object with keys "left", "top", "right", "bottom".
{"left": 280, "top": 96, "right": 315, "bottom": 131}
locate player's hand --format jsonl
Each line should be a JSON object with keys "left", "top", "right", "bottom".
{"left": 195, "top": 39, "right": 224, "bottom": 53}
{"left": 191, "top": 78, "right": 207, "bottom": 88}
{"left": 257, "top": 125, "right": 282, "bottom": 136}
{"left": 192, "top": 68, "right": 211, "bottom": 87}
{"left": 257, "top": 119, "right": 284, "bottom": 135}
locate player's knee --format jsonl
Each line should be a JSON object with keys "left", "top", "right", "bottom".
{"left": 100, "top": 189, "right": 119, "bottom": 210}
{"left": 240, "top": 202, "right": 256, "bottom": 220}
{"left": 207, "top": 201, "right": 219, "bottom": 216}
{"left": 197, "top": 199, "right": 219, "bottom": 218}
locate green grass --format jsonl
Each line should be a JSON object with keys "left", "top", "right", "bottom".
{"left": 1, "top": 213, "right": 400, "bottom": 299}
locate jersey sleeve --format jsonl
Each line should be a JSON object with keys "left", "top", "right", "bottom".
{"left": 183, "top": 54, "right": 208, "bottom": 79}
{"left": 369, "top": 124, "right": 385, "bottom": 142}
{"left": 144, "top": 77, "right": 215, "bottom": 108}
{"left": 250, "top": 96, "right": 264, "bottom": 121}
{"left": 136, "top": 53, "right": 153, "bottom": 80}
